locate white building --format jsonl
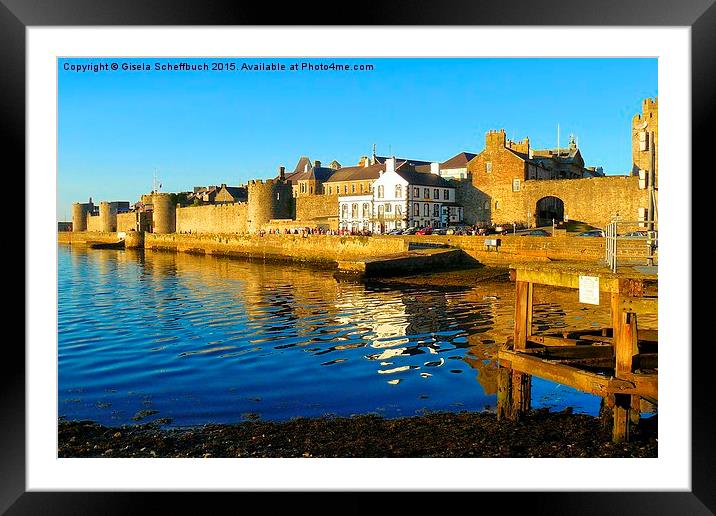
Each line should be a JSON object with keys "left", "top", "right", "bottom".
{"left": 370, "top": 158, "right": 463, "bottom": 233}
{"left": 338, "top": 194, "right": 373, "bottom": 233}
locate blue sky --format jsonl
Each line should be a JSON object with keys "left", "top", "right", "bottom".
{"left": 58, "top": 57, "right": 657, "bottom": 221}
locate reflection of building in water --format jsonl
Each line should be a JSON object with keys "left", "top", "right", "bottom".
{"left": 333, "top": 284, "right": 411, "bottom": 344}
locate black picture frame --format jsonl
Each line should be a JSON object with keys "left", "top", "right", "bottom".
{"left": 5, "top": 0, "right": 711, "bottom": 513}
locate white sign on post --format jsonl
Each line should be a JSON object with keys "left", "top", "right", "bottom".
{"left": 579, "top": 275, "right": 600, "bottom": 305}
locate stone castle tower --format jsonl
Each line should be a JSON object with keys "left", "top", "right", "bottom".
{"left": 246, "top": 179, "right": 293, "bottom": 233}
{"left": 152, "top": 193, "right": 176, "bottom": 234}
{"left": 99, "top": 201, "right": 117, "bottom": 232}
{"left": 71, "top": 200, "right": 93, "bottom": 232}
{"left": 632, "top": 97, "right": 658, "bottom": 186}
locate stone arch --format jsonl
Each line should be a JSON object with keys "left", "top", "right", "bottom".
{"left": 535, "top": 196, "right": 565, "bottom": 227}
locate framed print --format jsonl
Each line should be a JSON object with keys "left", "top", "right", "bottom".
{"left": 6, "top": 0, "right": 712, "bottom": 512}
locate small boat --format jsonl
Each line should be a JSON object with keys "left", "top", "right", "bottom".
{"left": 88, "top": 240, "right": 125, "bottom": 250}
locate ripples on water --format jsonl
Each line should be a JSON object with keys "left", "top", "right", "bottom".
{"left": 58, "top": 245, "right": 657, "bottom": 427}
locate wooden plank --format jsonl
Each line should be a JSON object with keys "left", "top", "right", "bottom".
{"left": 528, "top": 335, "right": 581, "bottom": 346}
{"left": 619, "top": 296, "right": 658, "bottom": 315}
{"left": 516, "top": 267, "right": 621, "bottom": 293}
{"left": 499, "top": 350, "right": 629, "bottom": 396}
{"left": 620, "top": 373, "right": 658, "bottom": 400}
{"left": 525, "top": 345, "right": 614, "bottom": 360}
{"left": 576, "top": 335, "right": 614, "bottom": 344}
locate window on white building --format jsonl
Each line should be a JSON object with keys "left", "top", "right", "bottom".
{"left": 443, "top": 189, "right": 449, "bottom": 200}
{"left": 434, "top": 189, "right": 439, "bottom": 199}
{"left": 363, "top": 203, "right": 371, "bottom": 217}
{"left": 396, "top": 205, "right": 402, "bottom": 216}
{"left": 424, "top": 188, "right": 430, "bottom": 198}
{"left": 341, "top": 204, "right": 348, "bottom": 217}
{"left": 385, "top": 203, "right": 392, "bottom": 213}
{"left": 378, "top": 185, "right": 384, "bottom": 198}
{"left": 351, "top": 203, "right": 358, "bottom": 218}
{"left": 433, "top": 204, "right": 439, "bottom": 217}
{"left": 424, "top": 204, "right": 429, "bottom": 216}
{"left": 414, "top": 187, "right": 419, "bottom": 197}
{"left": 395, "top": 185, "right": 402, "bottom": 198}
{"left": 414, "top": 203, "right": 419, "bottom": 216}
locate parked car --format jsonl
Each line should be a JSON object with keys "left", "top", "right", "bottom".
{"left": 576, "top": 229, "right": 605, "bottom": 237}
{"left": 387, "top": 228, "right": 404, "bottom": 235}
{"left": 415, "top": 227, "right": 433, "bottom": 235}
{"left": 403, "top": 227, "right": 418, "bottom": 235}
{"left": 521, "top": 229, "right": 551, "bottom": 237}
{"left": 432, "top": 228, "right": 448, "bottom": 235}
{"left": 621, "top": 231, "right": 648, "bottom": 238}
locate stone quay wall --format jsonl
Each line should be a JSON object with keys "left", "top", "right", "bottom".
{"left": 144, "top": 233, "right": 410, "bottom": 264}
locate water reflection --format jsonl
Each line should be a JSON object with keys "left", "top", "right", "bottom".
{"left": 58, "top": 245, "right": 652, "bottom": 426}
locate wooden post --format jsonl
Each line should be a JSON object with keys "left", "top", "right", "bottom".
{"left": 497, "top": 366, "right": 512, "bottom": 421}
{"left": 610, "top": 292, "right": 621, "bottom": 349}
{"left": 511, "top": 371, "right": 531, "bottom": 420}
{"left": 613, "top": 393, "right": 631, "bottom": 442}
{"left": 514, "top": 280, "right": 533, "bottom": 350}
{"left": 616, "top": 311, "right": 638, "bottom": 378}
{"left": 630, "top": 395, "right": 642, "bottom": 427}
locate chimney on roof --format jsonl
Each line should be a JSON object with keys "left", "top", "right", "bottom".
{"left": 430, "top": 162, "right": 440, "bottom": 176}
{"left": 386, "top": 157, "right": 396, "bottom": 174}
{"left": 221, "top": 183, "right": 226, "bottom": 188}
{"left": 304, "top": 163, "right": 309, "bottom": 172}
{"left": 314, "top": 160, "right": 321, "bottom": 168}
{"left": 279, "top": 166, "right": 285, "bottom": 180}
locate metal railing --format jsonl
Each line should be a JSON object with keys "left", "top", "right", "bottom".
{"left": 605, "top": 217, "right": 658, "bottom": 272}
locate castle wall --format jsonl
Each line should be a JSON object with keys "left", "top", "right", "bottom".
{"left": 296, "top": 194, "right": 338, "bottom": 221}
{"left": 520, "top": 176, "right": 649, "bottom": 228}
{"left": 86, "top": 214, "right": 102, "bottom": 232}
{"left": 117, "top": 212, "right": 137, "bottom": 232}
{"left": 176, "top": 203, "right": 248, "bottom": 234}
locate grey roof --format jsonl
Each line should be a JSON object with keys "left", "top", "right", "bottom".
{"left": 292, "top": 156, "right": 312, "bottom": 174}
{"left": 288, "top": 166, "right": 336, "bottom": 182}
{"left": 394, "top": 169, "right": 453, "bottom": 187}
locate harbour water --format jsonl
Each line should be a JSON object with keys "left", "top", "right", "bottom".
{"left": 58, "top": 245, "right": 655, "bottom": 427}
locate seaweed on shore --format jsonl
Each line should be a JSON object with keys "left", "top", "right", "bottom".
{"left": 58, "top": 409, "right": 656, "bottom": 458}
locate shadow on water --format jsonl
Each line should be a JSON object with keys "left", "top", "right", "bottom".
{"left": 58, "top": 244, "right": 657, "bottom": 427}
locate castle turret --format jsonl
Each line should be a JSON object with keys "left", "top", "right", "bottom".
{"left": 152, "top": 193, "right": 176, "bottom": 234}
{"left": 99, "top": 201, "right": 117, "bottom": 232}
{"left": 486, "top": 129, "right": 507, "bottom": 150}
{"left": 72, "top": 200, "right": 94, "bottom": 232}
{"left": 246, "top": 179, "right": 293, "bottom": 233}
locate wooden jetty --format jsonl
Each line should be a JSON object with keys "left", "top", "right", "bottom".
{"left": 497, "top": 261, "right": 657, "bottom": 443}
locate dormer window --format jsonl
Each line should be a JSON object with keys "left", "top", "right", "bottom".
{"left": 486, "top": 162, "right": 493, "bottom": 173}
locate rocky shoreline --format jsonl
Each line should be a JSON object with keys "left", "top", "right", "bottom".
{"left": 59, "top": 409, "right": 657, "bottom": 458}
